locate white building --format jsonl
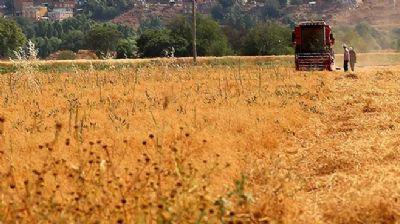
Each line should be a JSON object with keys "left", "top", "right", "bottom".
{"left": 48, "top": 7, "right": 73, "bottom": 21}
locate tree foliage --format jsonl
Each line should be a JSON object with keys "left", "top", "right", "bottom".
{"left": 8, "top": 4, "right": 397, "bottom": 59}
{"left": 242, "top": 22, "right": 293, "bottom": 55}
{"left": 137, "top": 15, "right": 231, "bottom": 58}
{"left": 139, "top": 17, "right": 164, "bottom": 33}
{"left": 12, "top": 16, "right": 137, "bottom": 58}
{"left": 86, "top": 24, "right": 123, "bottom": 57}
{"left": 168, "top": 15, "right": 232, "bottom": 57}
{"left": 83, "top": 0, "right": 135, "bottom": 20}
{"left": 137, "top": 29, "right": 178, "bottom": 57}
{"left": 0, "top": 18, "right": 26, "bottom": 58}
{"left": 34, "top": 37, "right": 62, "bottom": 58}
{"left": 61, "top": 30, "right": 85, "bottom": 52}
{"left": 116, "top": 38, "right": 137, "bottom": 58}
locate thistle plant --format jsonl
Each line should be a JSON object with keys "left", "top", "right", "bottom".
{"left": 10, "top": 40, "right": 40, "bottom": 93}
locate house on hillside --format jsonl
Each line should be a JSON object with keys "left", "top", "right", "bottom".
{"left": 48, "top": 7, "right": 73, "bottom": 20}
{"left": 53, "top": 0, "right": 75, "bottom": 9}
{"left": 39, "top": 0, "right": 75, "bottom": 9}
{"left": 13, "top": 0, "right": 76, "bottom": 20}
{"left": 45, "top": 0, "right": 75, "bottom": 20}
{"left": 22, "top": 5, "right": 47, "bottom": 20}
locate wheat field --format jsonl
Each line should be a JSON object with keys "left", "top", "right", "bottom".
{"left": 0, "top": 56, "right": 400, "bottom": 223}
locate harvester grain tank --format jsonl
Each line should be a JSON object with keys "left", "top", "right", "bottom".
{"left": 292, "top": 21, "right": 335, "bottom": 71}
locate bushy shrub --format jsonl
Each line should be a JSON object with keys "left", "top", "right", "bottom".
{"left": 57, "top": 50, "right": 76, "bottom": 60}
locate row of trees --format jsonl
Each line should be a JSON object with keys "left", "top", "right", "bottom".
{"left": 4, "top": 16, "right": 400, "bottom": 60}
{"left": 11, "top": 16, "right": 137, "bottom": 58}
{"left": 0, "top": 14, "right": 294, "bottom": 59}
{"left": 138, "top": 15, "right": 232, "bottom": 58}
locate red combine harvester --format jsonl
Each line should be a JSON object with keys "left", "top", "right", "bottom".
{"left": 292, "top": 21, "right": 335, "bottom": 71}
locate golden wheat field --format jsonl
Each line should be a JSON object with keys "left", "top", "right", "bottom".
{"left": 1, "top": 55, "right": 400, "bottom": 223}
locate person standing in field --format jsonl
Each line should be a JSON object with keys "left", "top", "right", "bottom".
{"left": 343, "top": 44, "right": 350, "bottom": 72}
{"left": 349, "top": 47, "right": 357, "bottom": 72}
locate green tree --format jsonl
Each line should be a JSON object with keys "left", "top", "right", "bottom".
{"left": 211, "top": 4, "right": 225, "bottom": 21}
{"left": 61, "top": 15, "right": 95, "bottom": 34}
{"left": 242, "top": 22, "right": 293, "bottom": 55}
{"left": 14, "top": 17, "right": 36, "bottom": 39}
{"left": 4, "top": 0, "right": 14, "bottom": 14}
{"left": 139, "top": 17, "right": 164, "bottom": 33}
{"left": 168, "top": 15, "right": 231, "bottom": 56}
{"left": 53, "top": 21, "right": 64, "bottom": 38}
{"left": 137, "top": 29, "right": 177, "bottom": 57}
{"left": 211, "top": 1, "right": 255, "bottom": 54}
{"left": 218, "top": 0, "right": 236, "bottom": 9}
{"left": 0, "top": 18, "right": 27, "bottom": 58}
{"left": 86, "top": 24, "right": 123, "bottom": 57}
{"left": 34, "top": 37, "right": 62, "bottom": 58}
{"left": 261, "top": 0, "right": 281, "bottom": 19}
{"left": 116, "top": 38, "right": 137, "bottom": 59}
{"left": 116, "top": 24, "right": 136, "bottom": 38}
{"left": 83, "top": 0, "right": 135, "bottom": 20}
{"left": 35, "top": 20, "right": 55, "bottom": 38}
{"left": 61, "top": 30, "right": 85, "bottom": 52}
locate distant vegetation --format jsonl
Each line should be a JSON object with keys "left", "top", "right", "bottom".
{"left": 83, "top": 0, "right": 135, "bottom": 20}
{"left": 0, "top": 18, "right": 26, "bottom": 58}
{"left": 1, "top": 13, "right": 294, "bottom": 59}
{"left": 11, "top": 16, "right": 137, "bottom": 59}
{"left": 1, "top": 0, "right": 399, "bottom": 59}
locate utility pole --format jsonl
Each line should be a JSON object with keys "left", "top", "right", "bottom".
{"left": 192, "top": 0, "right": 197, "bottom": 63}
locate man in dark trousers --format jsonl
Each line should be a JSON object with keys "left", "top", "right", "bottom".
{"left": 343, "top": 44, "right": 350, "bottom": 72}
{"left": 349, "top": 47, "right": 357, "bottom": 72}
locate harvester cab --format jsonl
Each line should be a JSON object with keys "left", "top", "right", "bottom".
{"left": 292, "top": 21, "right": 335, "bottom": 71}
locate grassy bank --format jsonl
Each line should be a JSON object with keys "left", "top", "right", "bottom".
{"left": 0, "top": 56, "right": 293, "bottom": 74}
{"left": 1, "top": 53, "right": 400, "bottom": 74}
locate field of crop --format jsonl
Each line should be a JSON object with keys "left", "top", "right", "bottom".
{"left": 1, "top": 55, "right": 400, "bottom": 223}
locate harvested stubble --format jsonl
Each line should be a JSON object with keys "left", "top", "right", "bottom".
{"left": 0, "top": 59, "right": 400, "bottom": 223}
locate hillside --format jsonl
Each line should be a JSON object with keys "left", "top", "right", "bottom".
{"left": 110, "top": 0, "right": 400, "bottom": 31}
{"left": 112, "top": 4, "right": 185, "bottom": 28}
{"left": 111, "top": 1, "right": 212, "bottom": 28}
{"left": 332, "top": 0, "right": 400, "bottom": 30}
{"left": 110, "top": 1, "right": 353, "bottom": 29}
